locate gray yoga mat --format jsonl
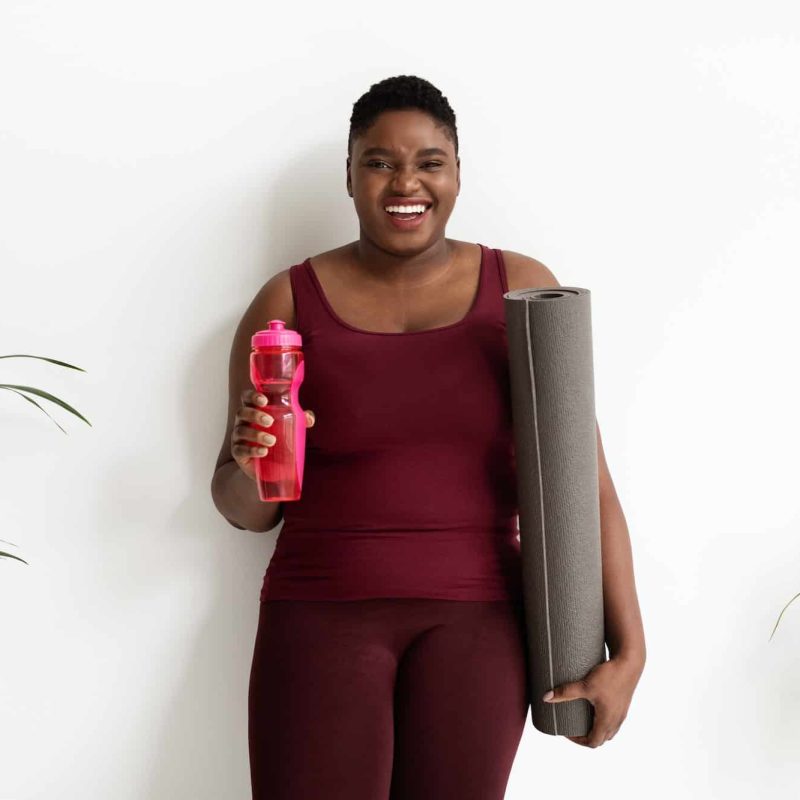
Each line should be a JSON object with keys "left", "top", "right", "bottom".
{"left": 503, "top": 287, "right": 607, "bottom": 737}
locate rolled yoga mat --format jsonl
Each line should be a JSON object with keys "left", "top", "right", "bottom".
{"left": 503, "top": 287, "right": 607, "bottom": 737}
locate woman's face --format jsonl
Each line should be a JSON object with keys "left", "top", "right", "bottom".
{"left": 346, "top": 109, "right": 460, "bottom": 252}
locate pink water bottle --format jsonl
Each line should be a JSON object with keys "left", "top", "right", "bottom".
{"left": 249, "top": 320, "right": 306, "bottom": 502}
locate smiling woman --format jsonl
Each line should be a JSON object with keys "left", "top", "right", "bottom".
{"left": 211, "top": 74, "right": 646, "bottom": 799}
{"left": 345, "top": 95, "right": 462, "bottom": 265}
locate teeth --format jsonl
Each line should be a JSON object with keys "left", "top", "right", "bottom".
{"left": 384, "top": 204, "right": 429, "bottom": 213}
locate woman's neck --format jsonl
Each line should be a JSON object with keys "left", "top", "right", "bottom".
{"left": 347, "top": 238, "right": 458, "bottom": 289}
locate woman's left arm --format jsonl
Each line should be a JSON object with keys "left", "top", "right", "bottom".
{"left": 503, "top": 250, "right": 647, "bottom": 747}
{"left": 595, "top": 421, "right": 647, "bottom": 669}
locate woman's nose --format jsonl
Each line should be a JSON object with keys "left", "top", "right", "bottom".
{"left": 391, "top": 166, "right": 421, "bottom": 191}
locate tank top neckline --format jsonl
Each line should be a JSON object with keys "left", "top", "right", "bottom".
{"left": 302, "top": 243, "right": 487, "bottom": 337}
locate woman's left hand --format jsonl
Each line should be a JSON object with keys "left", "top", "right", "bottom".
{"left": 542, "top": 654, "right": 644, "bottom": 748}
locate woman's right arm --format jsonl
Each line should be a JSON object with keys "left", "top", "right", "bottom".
{"left": 210, "top": 269, "right": 298, "bottom": 533}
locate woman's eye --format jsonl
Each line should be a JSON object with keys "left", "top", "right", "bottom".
{"left": 366, "top": 160, "right": 443, "bottom": 170}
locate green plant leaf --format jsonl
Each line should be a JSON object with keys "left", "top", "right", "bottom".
{"left": 0, "top": 551, "right": 30, "bottom": 564}
{"left": 769, "top": 591, "right": 800, "bottom": 641}
{"left": 0, "top": 354, "right": 86, "bottom": 372}
{"left": 0, "top": 384, "right": 91, "bottom": 426}
{"left": 1, "top": 387, "right": 68, "bottom": 433}
{"left": 0, "top": 540, "right": 28, "bottom": 563}
{"left": 0, "top": 355, "right": 85, "bottom": 564}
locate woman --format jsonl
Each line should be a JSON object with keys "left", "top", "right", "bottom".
{"left": 211, "top": 75, "right": 646, "bottom": 799}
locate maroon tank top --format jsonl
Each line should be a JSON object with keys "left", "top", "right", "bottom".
{"left": 260, "top": 243, "right": 522, "bottom": 602}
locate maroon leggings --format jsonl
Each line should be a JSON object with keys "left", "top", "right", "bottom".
{"left": 248, "top": 597, "right": 530, "bottom": 800}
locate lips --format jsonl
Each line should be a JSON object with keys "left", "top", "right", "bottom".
{"left": 383, "top": 204, "right": 432, "bottom": 230}
{"left": 382, "top": 197, "right": 433, "bottom": 207}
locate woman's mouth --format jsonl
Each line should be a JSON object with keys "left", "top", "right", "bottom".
{"left": 383, "top": 203, "right": 432, "bottom": 230}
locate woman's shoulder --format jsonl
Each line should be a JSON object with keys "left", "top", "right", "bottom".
{"left": 250, "top": 260, "right": 306, "bottom": 331}
{"left": 306, "top": 244, "right": 353, "bottom": 269}
{"left": 253, "top": 246, "right": 341, "bottom": 326}
{"left": 498, "top": 248, "right": 561, "bottom": 291}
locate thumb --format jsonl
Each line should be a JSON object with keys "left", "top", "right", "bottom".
{"left": 543, "top": 679, "right": 588, "bottom": 703}
{"left": 305, "top": 409, "right": 316, "bottom": 427}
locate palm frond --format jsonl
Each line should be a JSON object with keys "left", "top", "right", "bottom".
{"left": 0, "top": 354, "right": 86, "bottom": 372}
{"left": 1, "top": 387, "right": 68, "bottom": 433}
{"left": 769, "top": 592, "right": 800, "bottom": 641}
{"left": 0, "top": 384, "right": 91, "bottom": 426}
{"left": 0, "top": 551, "right": 30, "bottom": 564}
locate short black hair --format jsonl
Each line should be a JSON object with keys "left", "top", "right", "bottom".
{"left": 347, "top": 75, "right": 459, "bottom": 159}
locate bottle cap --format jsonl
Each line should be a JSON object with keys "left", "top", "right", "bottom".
{"left": 251, "top": 320, "right": 302, "bottom": 348}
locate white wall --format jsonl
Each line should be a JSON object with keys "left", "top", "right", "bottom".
{"left": 1, "top": 1, "right": 798, "bottom": 798}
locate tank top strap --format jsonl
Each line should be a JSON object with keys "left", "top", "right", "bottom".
{"left": 289, "top": 258, "right": 337, "bottom": 338}
{"left": 471, "top": 244, "right": 509, "bottom": 318}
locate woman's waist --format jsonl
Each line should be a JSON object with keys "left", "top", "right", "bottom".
{"left": 262, "top": 524, "right": 522, "bottom": 602}
{"left": 271, "top": 525, "right": 521, "bottom": 565}
{"left": 277, "top": 523, "right": 520, "bottom": 540}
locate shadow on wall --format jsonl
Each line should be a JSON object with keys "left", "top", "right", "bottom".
{"left": 137, "top": 142, "right": 358, "bottom": 798}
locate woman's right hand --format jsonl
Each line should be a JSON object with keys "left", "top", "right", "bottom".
{"left": 231, "top": 389, "right": 316, "bottom": 482}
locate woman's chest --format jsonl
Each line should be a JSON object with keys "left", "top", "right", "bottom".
{"left": 328, "top": 282, "right": 478, "bottom": 334}
{"left": 297, "top": 323, "right": 513, "bottom": 453}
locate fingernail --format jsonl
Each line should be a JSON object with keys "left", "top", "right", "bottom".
{"left": 256, "top": 395, "right": 266, "bottom": 405}
{"left": 260, "top": 414, "right": 273, "bottom": 425}
{"left": 543, "top": 691, "right": 554, "bottom": 701}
